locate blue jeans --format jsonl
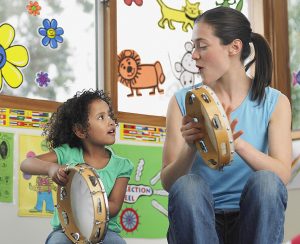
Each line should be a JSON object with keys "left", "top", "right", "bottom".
{"left": 45, "top": 228, "right": 126, "bottom": 244}
{"left": 167, "top": 171, "right": 287, "bottom": 244}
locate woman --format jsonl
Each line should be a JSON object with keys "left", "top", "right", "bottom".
{"left": 161, "top": 7, "right": 292, "bottom": 244}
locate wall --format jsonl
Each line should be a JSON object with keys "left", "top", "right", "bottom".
{"left": 0, "top": 0, "right": 299, "bottom": 243}
{"left": 285, "top": 190, "right": 300, "bottom": 241}
{"left": 0, "top": 124, "right": 299, "bottom": 243}
{"left": 0, "top": 126, "right": 168, "bottom": 243}
{"left": 285, "top": 140, "right": 300, "bottom": 241}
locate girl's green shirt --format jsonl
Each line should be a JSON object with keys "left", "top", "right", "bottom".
{"left": 50, "top": 144, "right": 134, "bottom": 233}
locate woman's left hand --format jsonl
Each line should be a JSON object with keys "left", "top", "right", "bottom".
{"left": 224, "top": 106, "right": 244, "bottom": 150}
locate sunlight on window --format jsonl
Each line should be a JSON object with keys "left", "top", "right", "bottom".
{"left": 0, "top": 0, "right": 96, "bottom": 102}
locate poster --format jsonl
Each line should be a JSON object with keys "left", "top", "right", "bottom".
{"left": 0, "top": 132, "right": 14, "bottom": 202}
{"left": 17, "top": 133, "right": 168, "bottom": 237}
{"left": 112, "top": 144, "right": 168, "bottom": 238}
{"left": 18, "top": 134, "right": 56, "bottom": 217}
{"left": 120, "top": 122, "right": 166, "bottom": 144}
{"left": 0, "top": 108, "right": 51, "bottom": 129}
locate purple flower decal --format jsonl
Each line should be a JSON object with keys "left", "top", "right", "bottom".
{"left": 292, "top": 71, "right": 300, "bottom": 87}
{"left": 35, "top": 71, "right": 50, "bottom": 87}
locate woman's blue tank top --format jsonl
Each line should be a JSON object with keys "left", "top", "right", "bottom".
{"left": 175, "top": 83, "right": 280, "bottom": 209}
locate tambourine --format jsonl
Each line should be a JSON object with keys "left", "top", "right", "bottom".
{"left": 185, "top": 85, "right": 234, "bottom": 170}
{"left": 56, "top": 164, "right": 109, "bottom": 244}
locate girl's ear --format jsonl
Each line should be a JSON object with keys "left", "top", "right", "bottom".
{"left": 229, "top": 39, "right": 243, "bottom": 56}
{"left": 73, "top": 124, "right": 86, "bottom": 139}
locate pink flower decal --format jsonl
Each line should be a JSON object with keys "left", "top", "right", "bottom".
{"left": 124, "top": 0, "right": 143, "bottom": 6}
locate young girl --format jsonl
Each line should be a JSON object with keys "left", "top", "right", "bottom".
{"left": 161, "top": 7, "right": 292, "bottom": 244}
{"left": 21, "top": 89, "right": 133, "bottom": 244}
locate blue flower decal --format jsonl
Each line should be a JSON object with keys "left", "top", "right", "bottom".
{"left": 38, "top": 19, "right": 64, "bottom": 49}
{"left": 35, "top": 71, "right": 50, "bottom": 87}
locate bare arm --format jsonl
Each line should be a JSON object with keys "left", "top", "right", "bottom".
{"left": 108, "top": 177, "right": 129, "bottom": 217}
{"left": 20, "top": 151, "right": 68, "bottom": 185}
{"left": 234, "top": 94, "right": 292, "bottom": 184}
{"left": 21, "top": 151, "right": 58, "bottom": 175}
{"left": 161, "top": 96, "right": 204, "bottom": 192}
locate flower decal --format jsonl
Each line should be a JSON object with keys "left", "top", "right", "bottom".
{"left": 0, "top": 23, "right": 29, "bottom": 92}
{"left": 38, "top": 19, "right": 64, "bottom": 49}
{"left": 124, "top": 0, "right": 143, "bottom": 6}
{"left": 35, "top": 71, "right": 50, "bottom": 87}
{"left": 26, "top": 1, "right": 41, "bottom": 16}
{"left": 292, "top": 71, "right": 300, "bottom": 87}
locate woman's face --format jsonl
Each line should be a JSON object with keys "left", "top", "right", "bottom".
{"left": 191, "top": 22, "right": 231, "bottom": 85}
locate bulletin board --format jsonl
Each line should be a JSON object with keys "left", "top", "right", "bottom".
{"left": 111, "top": 144, "right": 167, "bottom": 238}
{"left": 104, "top": 0, "right": 248, "bottom": 126}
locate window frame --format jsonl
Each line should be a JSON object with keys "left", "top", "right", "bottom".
{"left": 103, "top": 0, "right": 166, "bottom": 127}
{"left": 0, "top": 0, "right": 101, "bottom": 113}
{"left": 103, "top": 0, "right": 299, "bottom": 136}
{"left": 263, "top": 0, "right": 299, "bottom": 140}
{"left": 1, "top": 0, "right": 299, "bottom": 139}
{"left": 0, "top": 94, "right": 60, "bottom": 112}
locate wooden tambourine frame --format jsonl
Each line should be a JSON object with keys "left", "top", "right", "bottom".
{"left": 185, "top": 85, "right": 235, "bottom": 170}
{"left": 56, "top": 164, "right": 109, "bottom": 244}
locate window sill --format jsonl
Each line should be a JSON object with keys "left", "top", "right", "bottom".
{"left": 0, "top": 95, "right": 61, "bottom": 112}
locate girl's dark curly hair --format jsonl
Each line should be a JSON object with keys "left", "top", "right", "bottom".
{"left": 43, "top": 89, "right": 117, "bottom": 150}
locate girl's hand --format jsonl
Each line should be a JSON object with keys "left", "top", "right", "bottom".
{"left": 224, "top": 106, "right": 244, "bottom": 149}
{"left": 48, "top": 164, "right": 68, "bottom": 186}
{"left": 180, "top": 115, "right": 205, "bottom": 148}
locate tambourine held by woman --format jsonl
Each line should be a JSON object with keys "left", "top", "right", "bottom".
{"left": 185, "top": 85, "right": 235, "bottom": 170}
{"left": 56, "top": 164, "right": 109, "bottom": 244}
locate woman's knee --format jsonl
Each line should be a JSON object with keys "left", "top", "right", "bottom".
{"left": 243, "top": 170, "right": 287, "bottom": 203}
{"left": 168, "top": 174, "right": 213, "bottom": 205}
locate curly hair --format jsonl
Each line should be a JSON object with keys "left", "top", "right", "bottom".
{"left": 43, "top": 89, "right": 117, "bottom": 150}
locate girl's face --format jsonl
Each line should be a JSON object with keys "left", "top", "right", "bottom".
{"left": 85, "top": 99, "right": 116, "bottom": 146}
{"left": 191, "top": 22, "right": 231, "bottom": 84}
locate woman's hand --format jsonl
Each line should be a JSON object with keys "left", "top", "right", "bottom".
{"left": 224, "top": 106, "right": 244, "bottom": 150}
{"left": 48, "top": 164, "right": 69, "bottom": 186}
{"left": 180, "top": 115, "right": 205, "bottom": 148}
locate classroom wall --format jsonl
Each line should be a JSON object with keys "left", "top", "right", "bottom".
{"left": 1, "top": 1, "right": 299, "bottom": 242}
{"left": 285, "top": 190, "right": 300, "bottom": 242}
{"left": 0, "top": 123, "right": 299, "bottom": 243}
{"left": 0, "top": 126, "right": 168, "bottom": 243}
{"left": 285, "top": 140, "right": 300, "bottom": 241}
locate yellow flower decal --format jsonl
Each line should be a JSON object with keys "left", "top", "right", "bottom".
{"left": 0, "top": 23, "right": 29, "bottom": 92}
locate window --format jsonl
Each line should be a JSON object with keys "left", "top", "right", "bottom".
{"left": 288, "top": 0, "right": 300, "bottom": 131}
{"left": 0, "top": 0, "right": 100, "bottom": 109}
{"left": 263, "top": 0, "right": 300, "bottom": 139}
{"left": 104, "top": 0, "right": 252, "bottom": 126}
